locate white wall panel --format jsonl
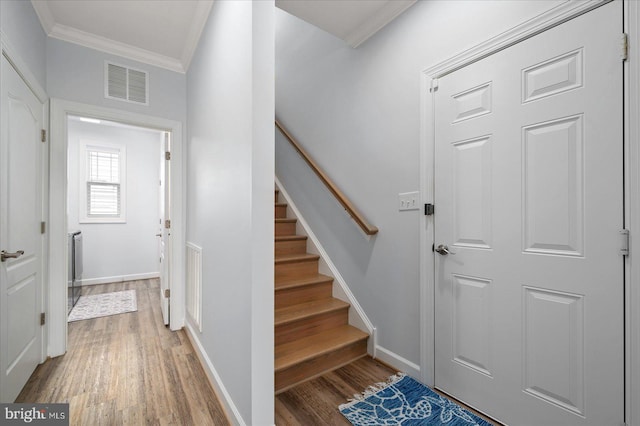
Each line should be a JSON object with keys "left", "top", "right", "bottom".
{"left": 186, "top": 1, "right": 274, "bottom": 424}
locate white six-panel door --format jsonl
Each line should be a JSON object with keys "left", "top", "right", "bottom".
{"left": 434, "top": 2, "right": 623, "bottom": 425}
{"left": 0, "top": 55, "right": 44, "bottom": 402}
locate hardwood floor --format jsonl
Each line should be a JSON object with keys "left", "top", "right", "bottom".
{"left": 15, "top": 279, "right": 498, "bottom": 425}
{"left": 15, "top": 279, "right": 230, "bottom": 425}
{"left": 275, "top": 356, "right": 395, "bottom": 425}
{"left": 276, "top": 356, "right": 500, "bottom": 426}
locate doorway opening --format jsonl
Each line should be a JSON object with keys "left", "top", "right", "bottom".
{"left": 65, "top": 115, "right": 171, "bottom": 331}
{"left": 49, "top": 99, "right": 184, "bottom": 358}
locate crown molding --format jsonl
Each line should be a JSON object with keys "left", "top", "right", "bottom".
{"left": 344, "top": 0, "right": 416, "bottom": 48}
{"left": 30, "top": 0, "right": 216, "bottom": 74}
{"left": 30, "top": 0, "right": 56, "bottom": 34}
{"left": 48, "top": 23, "right": 185, "bottom": 73}
{"left": 181, "top": 0, "right": 214, "bottom": 72}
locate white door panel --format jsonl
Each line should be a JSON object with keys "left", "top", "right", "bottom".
{"left": 434, "top": 2, "right": 623, "bottom": 425}
{"left": 1, "top": 56, "right": 44, "bottom": 402}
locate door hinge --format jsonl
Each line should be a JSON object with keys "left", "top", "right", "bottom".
{"left": 425, "top": 203, "right": 435, "bottom": 216}
{"left": 621, "top": 229, "right": 630, "bottom": 256}
{"left": 430, "top": 78, "right": 439, "bottom": 93}
{"left": 165, "top": 151, "right": 171, "bottom": 161}
{"left": 41, "top": 129, "right": 46, "bottom": 143}
{"left": 40, "top": 221, "right": 46, "bottom": 234}
{"left": 165, "top": 219, "right": 171, "bottom": 229}
{"left": 40, "top": 312, "right": 45, "bottom": 326}
{"left": 164, "top": 289, "right": 170, "bottom": 298}
{"left": 622, "top": 33, "right": 629, "bottom": 61}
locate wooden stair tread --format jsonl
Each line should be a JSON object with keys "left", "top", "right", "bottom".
{"left": 275, "top": 325, "right": 368, "bottom": 371}
{"left": 275, "top": 235, "right": 307, "bottom": 242}
{"left": 275, "top": 274, "right": 333, "bottom": 290}
{"left": 273, "top": 183, "right": 369, "bottom": 392}
{"left": 275, "top": 298, "right": 348, "bottom": 326}
{"left": 275, "top": 253, "right": 319, "bottom": 264}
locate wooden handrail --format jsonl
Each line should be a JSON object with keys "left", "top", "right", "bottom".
{"left": 275, "top": 120, "right": 379, "bottom": 236}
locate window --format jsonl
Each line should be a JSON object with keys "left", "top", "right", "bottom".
{"left": 80, "top": 142, "right": 126, "bottom": 223}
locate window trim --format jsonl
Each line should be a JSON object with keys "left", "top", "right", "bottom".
{"left": 79, "top": 140, "right": 127, "bottom": 224}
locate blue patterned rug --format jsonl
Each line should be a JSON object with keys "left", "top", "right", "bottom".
{"left": 339, "top": 373, "right": 493, "bottom": 426}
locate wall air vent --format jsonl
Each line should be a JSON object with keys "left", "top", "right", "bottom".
{"left": 105, "top": 62, "right": 149, "bottom": 105}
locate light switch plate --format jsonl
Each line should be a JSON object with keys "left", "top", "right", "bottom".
{"left": 398, "top": 191, "right": 420, "bottom": 211}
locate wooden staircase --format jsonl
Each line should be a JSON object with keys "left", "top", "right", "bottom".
{"left": 274, "top": 188, "right": 369, "bottom": 394}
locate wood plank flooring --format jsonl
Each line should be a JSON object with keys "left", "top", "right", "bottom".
{"left": 276, "top": 356, "right": 500, "bottom": 426}
{"left": 15, "top": 280, "right": 230, "bottom": 425}
{"left": 15, "top": 279, "right": 498, "bottom": 425}
{"left": 275, "top": 356, "right": 395, "bottom": 425}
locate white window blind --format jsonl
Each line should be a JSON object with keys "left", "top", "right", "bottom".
{"left": 87, "top": 149, "right": 120, "bottom": 216}
{"left": 80, "top": 142, "right": 126, "bottom": 223}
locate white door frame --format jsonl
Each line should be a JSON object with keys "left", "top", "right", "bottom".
{"left": 49, "top": 99, "right": 186, "bottom": 357}
{"left": 419, "top": 0, "right": 639, "bottom": 423}
{"left": 1, "top": 32, "right": 49, "bottom": 364}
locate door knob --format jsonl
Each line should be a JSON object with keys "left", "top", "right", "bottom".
{"left": 1, "top": 250, "right": 24, "bottom": 262}
{"left": 435, "top": 244, "right": 455, "bottom": 256}
{"left": 155, "top": 233, "right": 162, "bottom": 237}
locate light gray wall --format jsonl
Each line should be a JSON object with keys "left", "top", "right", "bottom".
{"left": 275, "top": 0, "right": 564, "bottom": 369}
{"left": 67, "top": 119, "right": 161, "bottom": 283}
{"left": 0, "top": 0, "right": 47, "bottom": 89}
{"left": 186, "top": 0, "right": 274, "bottom": 424}
{"left": 47, "top": 38, "right": 186, "bottom": 124}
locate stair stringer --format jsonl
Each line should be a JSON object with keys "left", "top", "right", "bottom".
{"left": 275, "top": 176, "right": 377, "bottom": 356}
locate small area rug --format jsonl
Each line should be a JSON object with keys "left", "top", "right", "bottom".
{"left": 68, "top": 289, "right": 137, "bottom": 322}
{"left": 340, "top": 373, "right": 492, "bottom": 426}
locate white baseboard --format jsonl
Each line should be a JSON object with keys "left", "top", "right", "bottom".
{"left": 78, "top": 272, "right": 160, "bottom": 286}
{"left": 184, "top": 321, "right": 246, "bottom": 426}
{"left": 375, "top": 345, "right": 421, "bottom": 378}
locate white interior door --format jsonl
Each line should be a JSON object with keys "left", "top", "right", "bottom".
{"left": 159, "top": 132, "right": 171, "bottom": 325}
{"left": 434, "top": 3, "right": 623, "bottom": 425}
{"left": 0, "top": 55, "right": 44, "bottom": 402}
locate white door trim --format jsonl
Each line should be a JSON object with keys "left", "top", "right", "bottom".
{"left": 624, "top": 1, "right": 640, "bottom": 425}
{"left": 48, "top": 99, "right": 186, "bottom": 357}
{"left": 1, "top": 31, "right": 49, "bottom": 365}
{"left": 0, "top": 31, "right": 48, "bottom": 103}
{"left": 419, "top": 0, "right": 637, "bottom": 422}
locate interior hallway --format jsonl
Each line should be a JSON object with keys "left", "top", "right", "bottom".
{"left": 14, "top": 279, "right": 494, "bottom": 425}
{"left": 14, "top": 278, "right": 398, "bottom": 425}
{"left": 15, "top": 279, "right": 230, "bottom": 425}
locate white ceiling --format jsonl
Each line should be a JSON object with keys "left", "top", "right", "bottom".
{"left": 276, "top": 0, "right": 416, "bottom": 47}
{"left": 30, "top": 0, "right": 416, "bottom": 74}
{"left": 31, "top": 0, "right": 213, "bottom": 73}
